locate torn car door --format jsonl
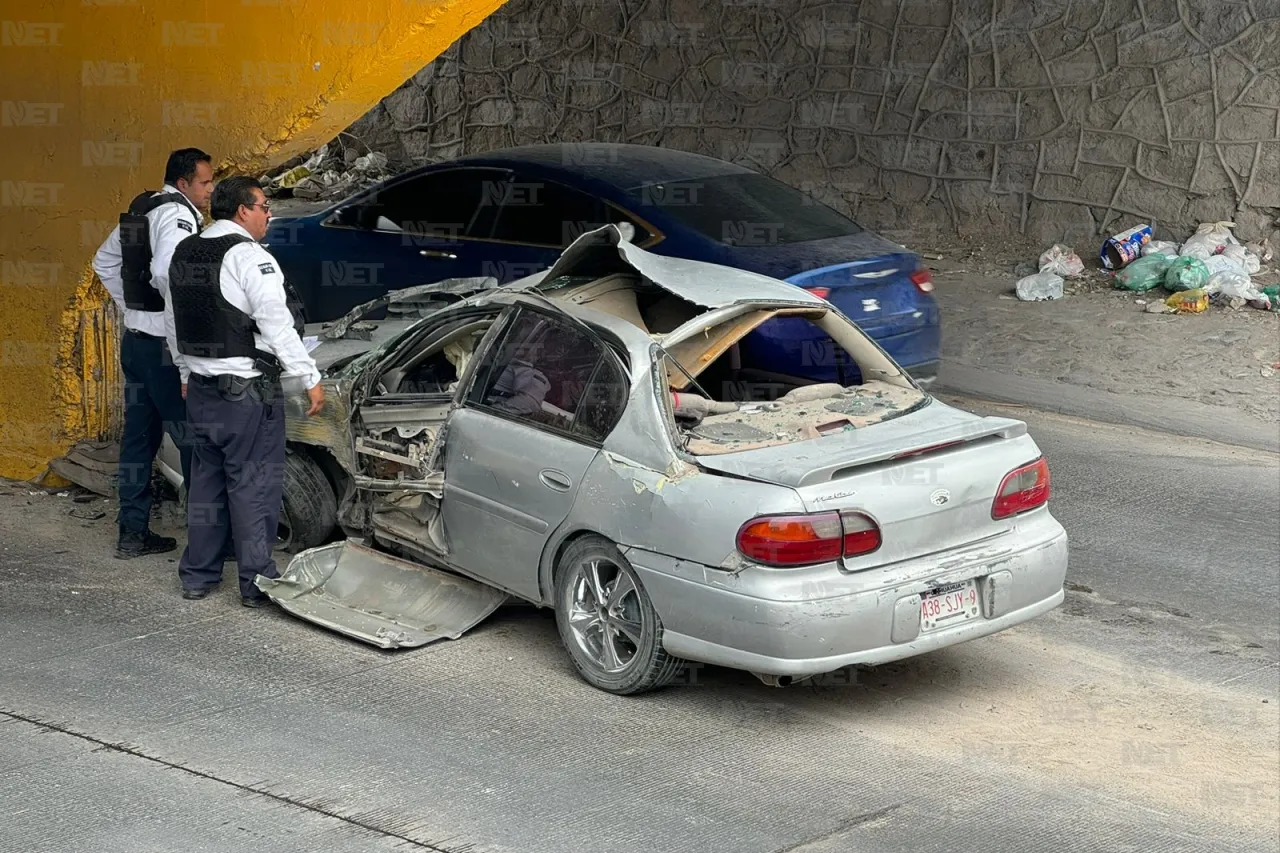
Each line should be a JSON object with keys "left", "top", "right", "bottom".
{"left": 440, "top": 307, "right": 626, "bottom": 601}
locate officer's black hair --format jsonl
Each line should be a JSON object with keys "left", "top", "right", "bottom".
{"left": 210, "top": 176, "right": 264, "bottom": 221}
{"left": 163, "top": 147, "right": 212, "bottom": 186}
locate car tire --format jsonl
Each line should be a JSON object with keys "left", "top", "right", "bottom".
{"left": 553, "top": 535, "right": 687, "bottom": 695}
{"left": 278, "top": 449, "right": 337, "bottom": 554}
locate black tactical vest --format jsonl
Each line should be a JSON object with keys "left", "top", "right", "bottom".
{"left": 119, "top": 191, "right": 200, "bottom": 312}
{"left": 170, "top": 233, "right": 307, "bottom": 363}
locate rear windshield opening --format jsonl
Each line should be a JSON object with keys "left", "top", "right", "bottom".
{"left": 626, "top": 172, "right": 863, "bottom": 246}
{"left": 664, "top": 312, "right": 925, "bottom": 455}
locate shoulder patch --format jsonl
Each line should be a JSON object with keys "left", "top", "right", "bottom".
{"left": 176, "top": 219, "right": 194, "bottom": 233}
{"left": 257, "top": 262, "right": 276, "bottom": 275}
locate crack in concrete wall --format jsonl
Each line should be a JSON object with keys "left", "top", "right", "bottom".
{"left": 340, "top": 0, "right": 1280, "bottom": 245}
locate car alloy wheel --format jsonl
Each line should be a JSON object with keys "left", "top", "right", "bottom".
{"left": 553, "top": 535, "right": 687, "bottom": 694}
{"left": 565, "top": 556, "right": 646, "bottom": 673}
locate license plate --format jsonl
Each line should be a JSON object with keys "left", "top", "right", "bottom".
{"left": 920, "top": 580, "right": 980, "bottom": 632}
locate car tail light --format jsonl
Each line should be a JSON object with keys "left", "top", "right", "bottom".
{"left": 909, "top": 268, "right": 934, "bottom": 293}
{"left": 840, "top": 511, "right": 882, "bottom": 556}
{"left": 736, "top": 511, "right": 881, "bottom": 567}
{"left": 992, "top": 458, "right": 1051, "bottom": 519}
{"left": 805, "top": 286, "right": 831, "bottom": 299}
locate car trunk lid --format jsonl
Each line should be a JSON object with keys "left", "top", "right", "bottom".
{"left": 694, "top": 400, "right": 1041, "bottom": 564}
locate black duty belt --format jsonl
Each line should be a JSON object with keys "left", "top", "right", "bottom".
{"left": 189, "top": 371, "right": 281, "bottom": 404}
{"left": 124, "top": 328, "right": 164, "bottom": 341}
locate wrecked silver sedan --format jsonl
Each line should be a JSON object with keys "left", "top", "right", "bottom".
{"left": 238, "top": 225, "right": 1067, "bottom": 694}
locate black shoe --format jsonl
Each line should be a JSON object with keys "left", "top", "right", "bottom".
{"left": 241, "top": 596, "right": 272, "bottom": 609}
{"left": 182, "top": 587, "right": 211, "bottom": 600}
{"left": 115, "top": 530, "right": 178, "bottom": 560}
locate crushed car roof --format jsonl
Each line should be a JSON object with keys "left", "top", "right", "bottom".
{"left": 516, "top": 225, "right": 829, "bottom": 310}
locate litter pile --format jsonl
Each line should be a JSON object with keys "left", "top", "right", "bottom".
{"left": 259, "top": 143, "right": 394, "bottom": 202}
{"left": 1107, "top": 221, "right": 1275, "bottom": 314}
{"left": 1015, "top": 222, "right": 1278, "bottom": 315}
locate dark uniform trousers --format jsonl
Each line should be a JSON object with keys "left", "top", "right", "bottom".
{"left": 118, "top": 329, "right": 193, "bottom": 534}
{"left": 178, "top": 375, "right": 285, "bottom": 599}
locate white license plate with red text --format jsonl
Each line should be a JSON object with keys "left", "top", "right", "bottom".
{"left": 920, "top": 580, "right": 980, "bottom": 632}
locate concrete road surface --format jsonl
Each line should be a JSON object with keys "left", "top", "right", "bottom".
{"left": 1, "top": 400, "right": 1276, "bottom": 853}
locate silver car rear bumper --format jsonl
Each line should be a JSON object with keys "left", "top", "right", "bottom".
{"left": 629, "top": 516, "right": 1068, "bottom": 678}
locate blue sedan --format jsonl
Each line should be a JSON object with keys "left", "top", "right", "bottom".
{"left": 265, "top": 143, "right": 940, "bottom": 385}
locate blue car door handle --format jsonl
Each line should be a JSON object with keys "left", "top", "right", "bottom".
{"left": 539, "top": 469, "right": 572, "bottom": 491}
{"left": 419, "top": 249, "right": 458, "bottom": 260}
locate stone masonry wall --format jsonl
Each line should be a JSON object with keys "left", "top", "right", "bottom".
{"left": 339, "top": 0, "right": 1280, "bottom": 246}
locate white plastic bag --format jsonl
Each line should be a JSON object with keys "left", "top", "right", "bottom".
{"left": 1221, "top": 244, "right": 1261, "bottom": 274}
{"left": 1141, "top": 240, "right": 1179, "bottom": 258}
{"left": 1015, "top": 271, "right": 1064, "bottom": 301}
{"left": 1178, "top": 234, "right": 1219, "bottom": 260}
{"left": 1038, "top": 244, "right": 1084, "bottom": 278}
{"left": 1206, "top": 270, "right": 1260, "bottom": 300}
{"left": 1202, "top": 254, "right": 1248, "bottom": 279}
{"left": 1194, "top": 220, "right": 1240, "bottom": 247}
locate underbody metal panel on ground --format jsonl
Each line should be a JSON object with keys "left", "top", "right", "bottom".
{"left": 255, "top": 540, "right": 509, "bottom": 649}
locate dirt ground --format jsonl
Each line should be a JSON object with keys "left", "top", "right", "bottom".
{"left": 921, "top": 233, "right": 1280, "bottom": 428}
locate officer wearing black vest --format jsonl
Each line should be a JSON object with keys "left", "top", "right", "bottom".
{"left": 169, "top": 176, "right": 324, "bottom": 607}
{"left": 93, "top": 148, "right": 214, "bottom": 559}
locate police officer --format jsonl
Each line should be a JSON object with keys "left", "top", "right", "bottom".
{"left": 93, "top": 148, "right": 214, "bottom": 559}
{"left": 169, "top": 176, "right": 324, "bottom": 606}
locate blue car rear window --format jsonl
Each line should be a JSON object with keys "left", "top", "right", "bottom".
{"left": 626, "top": 173, "right": 863, "bottom": 246}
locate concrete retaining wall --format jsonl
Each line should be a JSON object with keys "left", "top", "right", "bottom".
{"left": 347, "top": 0, "right": 1280, "bottom": 247}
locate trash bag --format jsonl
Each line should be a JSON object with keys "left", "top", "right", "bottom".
{"left": 1221, "top": 244, "right": 1261, "bottom": 274}
{"left": 1114, "top": 254, "right": 1173, "bottom": 291}
{"left": 1202, "top": 254, "right": 1249, "bottom": 279}
{"left": 1178, "top": 235, "right": 1219, "bottom": 260}
{"left": 1193, "top": 220, "right": 1240, "bottom": 248}
{"left": 1015, "top": 272, "right": 1064, "bottom": 301}
{"left": 1165, "top": 289, "right": 1209, "bottom": 314}
{"left": 1206, "top": 269, "right": 1255, "bottom": 298}
{"left": 1165, "top": 256, "right": 1210, "bottom": 292}
{"left": 1141, "top": 240, "right": 1180, "bottom": 258}
{"left": 1038, "top": 244, "right": 1085, "bottom": 278}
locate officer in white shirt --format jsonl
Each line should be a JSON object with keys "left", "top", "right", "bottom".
{"left": 168, "top": 176, "right": 324, "bottom": 606}
{"left": 92, "top": 148, "right": 214, "bottom": 559}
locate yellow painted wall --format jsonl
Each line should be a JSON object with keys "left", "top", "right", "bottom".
{"left": 0, "top": 0, "right": 507, "bottom": 481}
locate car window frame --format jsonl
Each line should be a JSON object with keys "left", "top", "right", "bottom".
{"left": 462, "top": 304, "right": 630, "bottom": 446}
{"left": 487, "top": 172, "right": 662, "bottom": 250}
{"left": 319, "top": 166, "right": 514, "bottom": 241}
